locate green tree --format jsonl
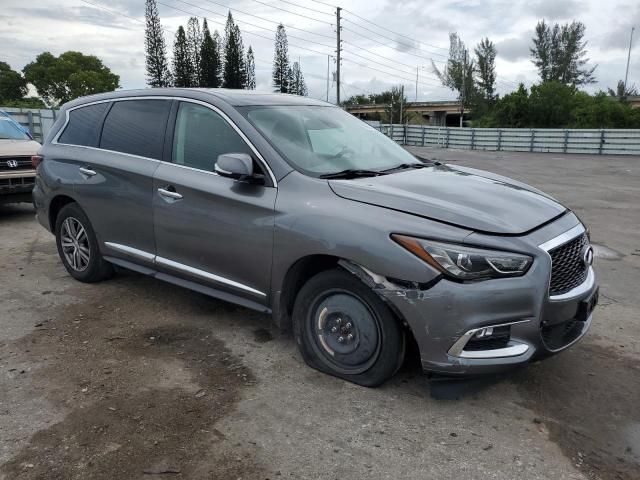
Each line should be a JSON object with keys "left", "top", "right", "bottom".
{"left": 607, "top": 80, "right": 638, "bottom": 101}
{"left": 200, "top": 19, "right": 221, "bottom": 88}
{"left": 432, "top": 33, "right": 476, "bottom": 123}
{"left": 0, "top": 61, "right": 28, "bottom": 102}
{"left": 288, "top": 61, "right": 307, "bottom": 96}
{"left": 186, "top": 17, "right": 202, "bottom": 86}
{"left": 474, "top": 38, "right": 497, "bottom": 102}
{"left": 23, "top": 51, "right": 119, "bottom": 106}
{"left": 530, "top": 20, "right": 596, "bottom": 86}
{"left": 173, "top": 26, "right": 192, "bottom": 88}
{"left": 2, "top": 97, "right": 46, "bottom": 108}
{"left": 245, "top": 47, "right": 256, "bottom": 90}
{"left": 222, "top": 13, "right": 246, "bottom": 89}
{"left": 144, "top": 0, "right": 171, "bottom": 87}
{"left": 571, "top": 92, "right": 640, "bottom": 128}
{"left": 528, "top": 81, "right": 577, "bottom": 127}
{"left": 478, "top": 84, "right": 530, "bottom": 128}
{"left": 273, "top": 24, "right": 290, "bottom": 93}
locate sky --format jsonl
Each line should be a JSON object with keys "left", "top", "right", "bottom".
{"left": 1, "top": 0, "right": 638, "bottom": 103}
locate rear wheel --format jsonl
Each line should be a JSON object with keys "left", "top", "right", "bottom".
{"left": 293, "top": 269, "right": 404, "bottom": 387}
{"left": 55, "top": 203, "right": 113, "bottom": 282}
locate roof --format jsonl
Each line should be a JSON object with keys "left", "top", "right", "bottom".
{"left": 63, "top": 88, "right": 332, "bottom": 109}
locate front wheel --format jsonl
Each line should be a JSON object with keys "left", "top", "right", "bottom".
{"left": 293, "top": 269, "right": 405, "bottom": 387}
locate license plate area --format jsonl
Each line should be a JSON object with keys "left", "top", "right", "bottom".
{"left": 576, "top": 287, "right": 599, "bottom": 322}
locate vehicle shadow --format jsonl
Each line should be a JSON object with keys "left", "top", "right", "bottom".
{"left": 0, "top": 203, "right": 35, "bottom": 222}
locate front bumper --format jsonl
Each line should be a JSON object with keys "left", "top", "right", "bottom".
{"left": 0, "top": 170, "right": 36, "bottom": 203}
{"left": 376, "top": 223, "right": 598, "bottom": 376}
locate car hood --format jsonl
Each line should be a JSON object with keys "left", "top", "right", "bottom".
{"left": 0, "top": 139, "right": 41, "bottom": 156}
{"left": 328, "top": 164, "right": 567, "bottom": 235}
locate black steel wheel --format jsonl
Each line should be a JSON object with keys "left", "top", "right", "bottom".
{"left": 293, "top": 269, "right": 404, "bottom": 387}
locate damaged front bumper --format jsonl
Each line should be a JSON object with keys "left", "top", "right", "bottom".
{"left": 340, "top": 228, "right": 599, "bottom": 376}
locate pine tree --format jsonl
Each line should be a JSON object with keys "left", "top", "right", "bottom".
{"left": 530, "top": 20, "right": 596, "bottom": 86}
{"left": 200, "top": 19, "right": 221, "bottom": 88}
{"left": 245, "top": 47, "right": 256, "bottom": 89}
{"left": 273, "top": 24, "right": 290, "bottom": 93}
{"left": 474, "top": 38, "right": 497, "bottom": 101}
{"left": 222, "top": 12, "right": 246, "bottom": 89}
{"left": 144, "top": 0, "right": 171, "bottom": 87}
{"left": 173, "top": 26, "right": 192, "bottom": 88}
{"left": 186, "top": 17, "right": 202, "bottom": 87}
{"left": 289, "top": 61, "right": 307, "bottom": 96}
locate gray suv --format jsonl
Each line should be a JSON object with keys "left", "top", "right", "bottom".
{"left": 33, "top": 89, "right": 598, "bottom": 387}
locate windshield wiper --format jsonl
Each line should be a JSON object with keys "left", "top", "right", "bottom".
{"left": 319, "top": 169, "right": 383, "bottom": 179}
{"left": 380, "top": 163, "right": 430, "bottom": 173}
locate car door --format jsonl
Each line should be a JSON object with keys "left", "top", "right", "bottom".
{"left": 152, "top": 100, "right": 277, "bottom": 305}
{"left": 69, "top": 98, "right": 172, "bottom": 266}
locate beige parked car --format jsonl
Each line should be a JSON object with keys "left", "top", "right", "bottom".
{"left": 0, "top": 114, "right": 40, "bottom": 204}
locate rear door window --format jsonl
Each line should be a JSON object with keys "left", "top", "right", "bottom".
{"left": 172, "top": 102, "right": 253, "bottom": 172}
{"left": 100, "top": 100, "right": 171, "bottom": 160}
{"left": 57, "top": 102, "right": 110, "bottom": 147}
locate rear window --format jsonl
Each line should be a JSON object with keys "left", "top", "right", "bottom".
{"left": 100, "top": 100, "right": 171, "bottom": 160}
{"left": 57, "top": 102, "right": 109, "bottom": 147}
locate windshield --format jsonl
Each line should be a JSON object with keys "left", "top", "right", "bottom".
{"left": 0, "top": 117, "right": 30, "bottom": 140}
{"left": 244, "top": 105, "right": 421, "bottom": 176}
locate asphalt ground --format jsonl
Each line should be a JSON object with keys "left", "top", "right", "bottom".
{"left": 0, "top": 148, "right": 638, "bottom": 479}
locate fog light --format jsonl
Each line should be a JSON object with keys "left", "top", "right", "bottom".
{"left": 474, "top": 327, "right": 494, "bottom": 338}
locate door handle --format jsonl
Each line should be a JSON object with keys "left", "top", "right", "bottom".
{"left": 158, "top": 187, "right": 183, "bottom": 200}
{"left": 79, "top": 166, "right": 97, "bottom": 176}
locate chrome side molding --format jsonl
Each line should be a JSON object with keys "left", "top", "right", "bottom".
{"left": 448, "top": 319, "right": 530, "bottom": 359}
{"left": 103, "top": 242, "right": 265, "bottom": 297}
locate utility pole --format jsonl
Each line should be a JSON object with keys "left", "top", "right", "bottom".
{"left": 400, "top": 85, "right": 404, "bottom": 125}
{"left": 460, "top": 49, "right": 467, "bottom": 128}
{"left": 336, "top": 7, "right": 342, "bottom": 105}
{"left": 326, "top": 55, "right": 330, "bottom": 102}
{"left": 624, "top": 26, "right": 635, "bottom": 96}
{"left": 415, "top": 67, "right": 419, "bottom": 102}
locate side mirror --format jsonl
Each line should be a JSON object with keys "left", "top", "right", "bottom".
{"left": 215, "top": 153, "right": 254, "bottom": 180}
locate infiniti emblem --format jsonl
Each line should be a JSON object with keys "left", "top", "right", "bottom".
{"left": 6, "top": 159, "right": 18, "bottom": 168}
{"left": 582, "top": 245, "right": 594, "bottom": 267}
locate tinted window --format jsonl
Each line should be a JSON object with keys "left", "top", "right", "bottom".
{"left": 100, "top": 100, "right": 171, "bottom": 160}
{"left": 173, "top": 102, "right": 252, "bottom": 172}
{"left": 57, "top": 102, "right": 109, "bottom": 147}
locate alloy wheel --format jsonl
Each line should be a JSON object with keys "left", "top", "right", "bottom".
{"left": 60, "top": 217, "right": 90, "bottom": 272}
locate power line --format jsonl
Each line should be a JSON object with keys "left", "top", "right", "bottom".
{"left": 157, "top": 0, "right": 332, "bottom": 57}
{"left": 246, "top": 0, "right": 334, "bottom": 25}
{"left": 274, "top": 0, "right": 334, "bottom": 17}
{"left": 342, "top": 40, "right": 445, "bottom": 82}
{"left": 343, "top": 9, "right": 449, "bottom": 52}
{"left": 342, "top": 18, "right": 449, "bottom": 60}
{"left": 342, "top": 57, "right": 445, "bottom": 89}
{"left": 168, "top": 0, "right": 334, "bottom": 52}
{"left": 80, "top": 0, "right": 172, "bottom": 34}
{"left": 341, "top": 26, "right": 447, "bottom": 63}
{"left": 198, "top": 0, "right": 334, "bottom": 40}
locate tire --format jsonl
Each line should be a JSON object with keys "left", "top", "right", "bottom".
{"left": 293, "top": 269, "right": 405, "bottom": 387}
{"left": 54, "top": 202, "right": 113, "bottom": 283}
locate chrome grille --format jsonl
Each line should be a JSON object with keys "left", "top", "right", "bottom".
{"left": 548, "top": 233, "right": 589, "bottom": 296}
{"left": 0, "top": 156, "right": 32, "bottom": 172}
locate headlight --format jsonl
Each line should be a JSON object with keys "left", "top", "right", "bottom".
{"left": 391, "top": 234, "right": 533, "bottom": 280}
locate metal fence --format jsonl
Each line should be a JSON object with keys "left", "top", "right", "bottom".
{"left": 1, "top": 107, "right": 59, "bottom": 143}
{"left": 377, "top": 124, "right": 640, "bottom": 155}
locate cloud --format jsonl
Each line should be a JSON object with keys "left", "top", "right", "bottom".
{"left": 496, "top": 33, "right": 533, "bottom": 62}
{"left": 529, "top": 0, "right": 582, "bottom": 19}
